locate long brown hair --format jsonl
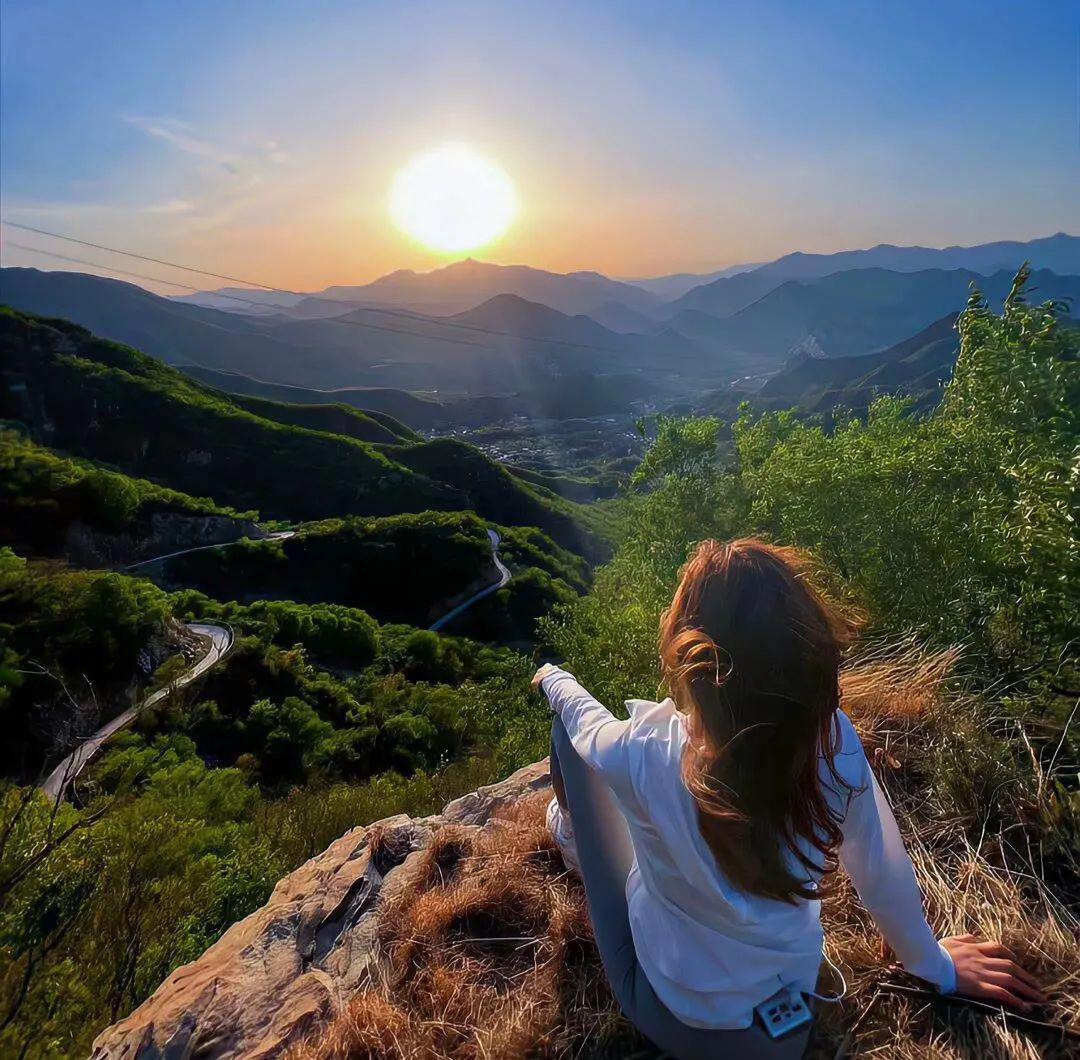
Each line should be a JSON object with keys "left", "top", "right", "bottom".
{"left": 659, "top": 538, "right": 860, "bottom": 903}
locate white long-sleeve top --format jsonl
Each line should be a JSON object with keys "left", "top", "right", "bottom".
{"left": 541, "top": 667, "right": 956, "bottom": 1029}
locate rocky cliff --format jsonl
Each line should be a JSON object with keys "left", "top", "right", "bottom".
{"left": 91, "top": 761, "right": 554, "bottom": 1060}
{"left": 65, "top": 511, "right": 265, "bottom": 568}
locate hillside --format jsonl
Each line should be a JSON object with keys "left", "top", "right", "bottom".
{"left": 149, "top": 511, "right": 587, "bottom": 636}
{"left": 0, "top": 429, "right": 261, "bottom": 565}
{"left": 171, "top": 287, "right": 306, "bottom": 313}
{"left": 662, "top": 267, "right": 793, "bottom": 320}
{"left": 177, "top": 366, "right": 448, "bottom": 429}
{"left": 753, "top": 313, "right": 960, "bottom": 414}
{"left": 0, "top": 307, "right": 600, "bottom": 555}
{"left": 2, "top": 275, "right": 1077, "bottom": 1058}
{"left": 670, "top": 267, "right": 1080, "bottom": 366}
{"left": 227, "top": 393, "right": 419, "bottom": 444}
{"left": 0, "top": 269, "right": 699, "bottom": 396}
{"left": 448, "top": 292, "right": 626, "bottom": 346}
{"left": 0, "top": 267, "right": 332, "bottom": 382}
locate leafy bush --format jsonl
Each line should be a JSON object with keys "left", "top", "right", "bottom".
{"left": 733, "top": 270, "right": 1078, "bottom": 690}
{"left": 0, "top": 550, "right": 172, "bottom": 777}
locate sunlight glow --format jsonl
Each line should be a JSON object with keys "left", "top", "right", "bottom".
{"left": 389, "top": 145, "right": 517, "bottom": 253}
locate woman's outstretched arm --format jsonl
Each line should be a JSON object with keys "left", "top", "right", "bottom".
{"left": 837, "top": 756, "right": 958, "bottom": 991}
{"left": 533, "top": 665, "right": 636, "bottom": 804}
{"left": 837, "top": 717, "right": 1045, "bottom": 1010}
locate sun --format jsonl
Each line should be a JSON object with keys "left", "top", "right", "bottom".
{"left": 389, "top": 145, "right": 517, "bottom": 253}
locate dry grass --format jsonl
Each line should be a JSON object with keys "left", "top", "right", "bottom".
{"left": 288, "top": 796, "right": 645, "bottom": 1060}
{"left": 292, "top": 646, "right": 1080, "bottom": 1059}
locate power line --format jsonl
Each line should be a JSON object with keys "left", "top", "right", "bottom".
{"left": 3, "top": 221, "right": 285, "bottom": 290}
{"left": 0, "top": 220, "right": 630, "bottom": 355}
{"left": 4, "top": 241, "right": 225, "bottom": 296}
{"left": 1, "top": 241, "right": 504, "bottom": 350}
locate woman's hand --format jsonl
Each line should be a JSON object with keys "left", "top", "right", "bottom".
{"left": 531, "top": 663, "right": 559, "bottom": 693}
{"left": 940, "top": 934, "right": 1046, "bottom": 1011}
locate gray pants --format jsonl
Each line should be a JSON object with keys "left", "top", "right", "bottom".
{"left": 550, "top": 717, "right": 812, "bottom": 1060}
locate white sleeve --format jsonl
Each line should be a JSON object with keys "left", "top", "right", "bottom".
{"left": 836, "top": 725, "right": 956, "bottom": 992}
{"left": 540, "top": 668, "right": 635, "bottom": 803}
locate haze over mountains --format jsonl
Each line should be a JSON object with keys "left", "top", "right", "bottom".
{"left": 620, "top": 262, "right": 763, "bottom": 301}
{"left": 174, "top": 258, "right": 663, "bottom": 330}
{"left": 2, "top": 232, "right": 1077, "bottom": 422}
{"left": 683, "top": 313, "right": 964, "bottom": 422}
{"left": 751, "top": 232, "right": 1080, "bottom": 279}
{"left": 174, "top": 232, "right": 1080, "bottom": 318}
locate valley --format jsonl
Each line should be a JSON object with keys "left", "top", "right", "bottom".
{"left": 3, "top": 3, "right": 1078, "bottom": 1053}
{"left": 6, "top": 232, "right": 1076, "bottom": 494}
{"left": 0, "top": 241, "right": 1077, "bottom": 1059}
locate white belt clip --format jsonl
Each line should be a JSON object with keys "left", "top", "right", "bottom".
{"left": 753, "top": 984, "right": 812, "bottom": 1039}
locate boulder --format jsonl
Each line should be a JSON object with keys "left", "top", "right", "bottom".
{"left": 90, "top": 760, "right": 551, "bottom": 1060}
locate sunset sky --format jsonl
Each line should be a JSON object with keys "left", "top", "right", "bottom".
{"left": 2, "top": 0, "right": 1078, "bottom": 292}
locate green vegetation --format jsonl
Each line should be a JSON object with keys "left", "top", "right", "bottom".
{"left": 0, "top": 750, "right": 500, "bottom": 1058}
{"left": 0, "top": 547, "right": 535, "bottom": 1055}
{"left": 0, "top": 550, "right": 173, "bottom": 778}
{"left": 545, "top": 271, "right": 1078, "bottom": 718}
{"left": 229, "top": 392, "right": 420, "bottom": 445}
{"left": 0, "top": 272, "right": 1075, "bottom": 1056}
{"left": 155, "top": 511, "right": 588, "bottom": 636}
{"left": 0, "top": 429, "right": 253, "bottom": 561}
{"left": 125, "top": 601, "right": 523, "bottom": 788}
{"left": 0, "top": 306, "right": 600, "bottom": 555}
{"left": 0, "top": 549, "right": 526, "bottom": 785}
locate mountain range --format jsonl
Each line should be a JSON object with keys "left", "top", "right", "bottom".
{"left": 0, "top": 268, "right": 699, "bottom": 396}
{"left": 2, "top": 232, "right": 1076, "bottom": 417}
{"left": 0, "top": 306, "right": 602, "bottom": 554}
{"left": 174, "top": 258, "right": 664, "bottom": 325}
{"left": 750, "top": 232, "right": 1080, "bottom": 280}
{"left": 685, "top": 313, "right": 964, "bottom": 421}
{"left": 174, "top": 232, "right": 1080, "bottom": 329}
{"left": 664, "top": 267, "right": 1080, "bottom": 369}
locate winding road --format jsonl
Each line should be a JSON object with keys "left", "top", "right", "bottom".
{"left": 123, "top": 529, "right": 295, "bottom": 570}
{"left": 429, "top": 529, "right": 511, "bottom": 632}
{"left": 42, "top": 622, "right": 233, "bottom": 800}
{"left": 42, "top": 531, "right": 297, "bottom": 799}
{"left": 41, "top": 526, "right": 510, "bottom": 800}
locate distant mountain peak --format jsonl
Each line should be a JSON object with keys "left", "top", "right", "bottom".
{"left": 307, "top": 256, "right": 662, "bottom": 320}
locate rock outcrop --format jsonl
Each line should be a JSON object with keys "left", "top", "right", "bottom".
{"left": 91, "top": 760, "right": 552, "bottom": 1060}
{"left": 65, "top": 512, "right": 264, "bottom": 569}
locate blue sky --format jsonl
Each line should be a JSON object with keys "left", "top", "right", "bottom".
{"left": 1, "top": 0, "right": 1077, "bottom": 288}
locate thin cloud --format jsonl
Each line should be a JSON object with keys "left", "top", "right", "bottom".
{"left": 3, "top": 196, "right": 195, "bottom": 219}
{"left": 124, "top": 115, "right": 242, "bottom": 174}
{"left": 1, "top": 198, "right": 118, "bottom": 218}
{"left": 123, "top": 116, "right": 289, "bottom": 181}
{"left": 141, "top": 199, "right": 196, "bottom": 215}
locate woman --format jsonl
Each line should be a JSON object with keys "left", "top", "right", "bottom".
{"left": 534, "top": 538, "right": 1044, "bottom": 1059}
